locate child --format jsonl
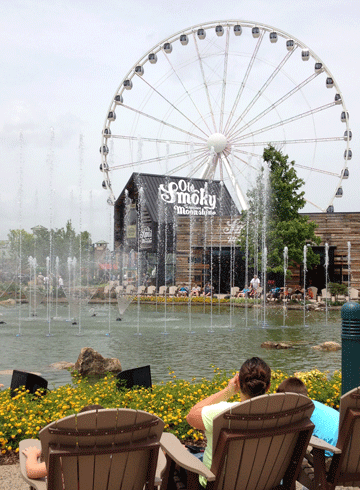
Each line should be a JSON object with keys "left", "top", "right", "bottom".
{"left": 22, "top": 405, "right": 104, "bottom": 479}
{"left": 276, "top": 377, "right": 339, "bottom": 452}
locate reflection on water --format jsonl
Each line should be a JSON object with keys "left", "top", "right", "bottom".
{"left": 0, "top": 303, "right": 341, "bottom": 388}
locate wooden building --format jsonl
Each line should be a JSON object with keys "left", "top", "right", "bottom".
{"left": 114, "top": 173, "right": 242, "bottom": 291}
{"left": 114, "top": 173, "right": 360, "bottom": 294}
{"left": 297, "top": 212, "right": 360, "bottom": 292}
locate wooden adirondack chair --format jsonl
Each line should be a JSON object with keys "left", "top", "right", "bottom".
{"left": 146, "top": 285, "right": 157, "bottom": 296}
{"left": 158, "top": 286, "right": 168, "bottom": 296}
{"left": 125, "top": 284, "right": 135, "bottom": 295}
{"left": 160, "top": 393, "right": 314, "bottom": 490}
{"left": 19, "top": 408, "right": 165, "bottom": 490}
{"left": 169, "top": 286, "right": 178, "bottom": 297}
{"left": 298, "top": 385, "right": 360, "bottom": 490}
{"left": 137, "top": 285, "right": 146, "bottom": 296}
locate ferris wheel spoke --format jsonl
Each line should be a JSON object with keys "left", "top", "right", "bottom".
{"left": 229, "top": 72, "right": 319, "bottom": 140}
{"left": 231, "top": 147, "right": 264, "bottom": 161}
{"left": 193, "top": 31, "right": 217, "bottom": 133}
{"left": 238, "top": 136, "right": 344, "bottom": 146}
{"left": 221, "top": 153, "right": 248, "bottom": 210}
{"left": 224, "top": 30, "right": 265, "bottom": 134}
{"left": 219, "top": 27, "right": 230, "bottom": 133}
{"left": 110, "top": 147, "right": 206, "bottom": 170}
{"left": 188, "top": 155, "right": 211, "bottom": 178}
{"left": 226, "top": 48, "right": 297, "bottom": 136}
{"left": 120, "top": 104, "right": 207, "bottom": 142}
{"left": 232, "top": 102, "right": 335, "bottom": 143}
{"left": 163, "top": 53, "right": 213, "bottom": 135}
{"left": 226, "top": 149, "right": 261, "bottom": 172}
{"left": 293, "top": 163, "right": 340, "bottom": 177}
{"left": 111, "top": 134, "right": 204, "bottom": 146}
{"left": 166, "top": 149, "right": 209, "bottom": 175}
{"left": 304, "top": 199, "right": 325, "bottom": 212}
{"left": 135, "top": 73, "right": 209, "bottom": 138}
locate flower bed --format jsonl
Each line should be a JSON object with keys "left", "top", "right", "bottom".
{"left": 0, "top": 368, "right": 341, "bottom": 455}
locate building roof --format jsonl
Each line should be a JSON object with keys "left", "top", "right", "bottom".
{"left": 115, "top": 172, "right": 240, "bottom": 222}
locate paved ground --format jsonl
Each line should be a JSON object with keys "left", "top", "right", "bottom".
{"left": 0, "top": 464, "right": 28, "bottom": 490}
{"left": 1, "top": 464, "right": 359, "bottom": 490}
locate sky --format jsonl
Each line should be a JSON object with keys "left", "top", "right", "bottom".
{"left": 1, "top": 0, "right": 359, "bottom": 246}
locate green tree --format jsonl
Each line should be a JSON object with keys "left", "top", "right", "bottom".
{"left": 7, "top": 229, "right": 35, "bottom": 270}
{"left": 238, "top": 145, "right": 321, "bottom": 275}
{"left": 7, "top": 221, "right": 92, "bottom": 276}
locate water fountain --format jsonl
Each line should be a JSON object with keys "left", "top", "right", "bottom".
{"left": 24, "top": 256, "right": 45, "bottom": 317}
{"left": 325, "top": 242, "right": 329, "bottom": 324}
{"left": 261, "top": 163, "right": 269, "bottom": 328}
{"left": 303, "top": 244, "right": 309, "bottom": 327}
{"left": 283, "top": 246, "right": 288, "bottom": 327}
{"left": 0, "top": 127, "right": 347, "bottom": 391}
{"left": 347, "top": 241, "right": 351, "bottom": 292}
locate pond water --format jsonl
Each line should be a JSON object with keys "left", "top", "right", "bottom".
{"left": 0, "top": 303, "right": 341, "bottom": 388}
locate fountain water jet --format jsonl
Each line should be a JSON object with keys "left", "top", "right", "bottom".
{"left": 347, "top": 241, "right": 351, "bottom": 292}
{"left": 325, "top": 242, "right": 329, "bottom": 325}
{"left": 283, "top": 246, "right": 288, "bottom": 327}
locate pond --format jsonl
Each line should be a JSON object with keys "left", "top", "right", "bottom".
{"left": 0, "top": 302, "right": 341, "bottom": 388}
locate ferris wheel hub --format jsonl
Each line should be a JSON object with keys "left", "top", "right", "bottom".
{"left": 207, "top": 133, "right": 227, "bottom": 153}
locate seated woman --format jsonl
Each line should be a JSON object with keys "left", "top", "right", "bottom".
{"left": 186, "top": 357, "right": 271, "bottom": 486}
{"left": 202, "top": 283, "right": 213, "bottom": 297}
{"left": 177, "top": 284, "right": 189, "bottom": 297}
{"left": 237, "top": 286, "right": 250, "bottom": 298}
{"left": 190, "top": 284, "right": 201, "bottom": 297}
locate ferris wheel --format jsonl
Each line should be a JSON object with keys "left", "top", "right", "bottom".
{"left": 100, "top": 20, "right": 352, "bottom": 213}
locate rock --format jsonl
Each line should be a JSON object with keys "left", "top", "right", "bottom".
{"left": 0, "top": 299, "right": 16, "bottom": 307}
{"left": 261, "top": 341, "right": 292, "bottom": 349}
{"left": 50, "top": 361, "right": 75, "bottom": 370}
{"left": 74, "top": 347, "right": 122, "bottom": 377}
{"left": 312, "top": 341, "right": 341, "bottom": 351}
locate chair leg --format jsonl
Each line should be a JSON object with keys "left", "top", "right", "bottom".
{"left": 160, "top": 455, "right": 177, "bottom": 490}
{"left": 312, "top": 448, "right": 328, "bottom": 490}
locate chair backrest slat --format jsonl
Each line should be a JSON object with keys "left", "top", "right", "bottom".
{"left": 78, "top": 455, "right": 96, "bottom": 490}
{"left": 211, "top": 393, "right": 314, "bottom": 490}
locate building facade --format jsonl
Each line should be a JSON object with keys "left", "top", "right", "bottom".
{"left": 114, "top": 173, "right": 360, "bottom": 293}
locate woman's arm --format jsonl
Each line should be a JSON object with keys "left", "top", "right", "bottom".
{"left": 22, "top": 446, "right": 47, "bottom": 479}
{"left": 186, "top": 375, "right": 240, "bottom": 430}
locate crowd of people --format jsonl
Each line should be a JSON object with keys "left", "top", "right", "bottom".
{"left": 176, "top": 282, "right": 214, "bottom": 298}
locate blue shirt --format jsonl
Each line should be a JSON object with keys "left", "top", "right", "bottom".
{"left": 311, "top": 400, "right": 339, "bottom": 456}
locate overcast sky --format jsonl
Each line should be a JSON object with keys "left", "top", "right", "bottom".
{"left": 1, "top": 0, "right": 359, "bottom": 245}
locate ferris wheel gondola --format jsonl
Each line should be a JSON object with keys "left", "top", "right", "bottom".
{"left": 100, "top": 20, "right": 351, "bottom": 213}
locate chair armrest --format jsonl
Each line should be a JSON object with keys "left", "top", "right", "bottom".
{"left": 308, "top": 436, "right": 342, "bottom": 454}
{"left": 19, "top": 439, "right": 47, "bottom": 490}
{"left": 160, "top": 433, "right": 215, "bottom": 481}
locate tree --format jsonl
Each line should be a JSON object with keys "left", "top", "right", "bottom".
{"left": 328, "top": 282, "right": 348, "bottom": 301}
{"left": 7, "top": 221, "right": 92, "bottom": 275}
{"left": 238, "top": 145, "right": 321, "bottom": 276}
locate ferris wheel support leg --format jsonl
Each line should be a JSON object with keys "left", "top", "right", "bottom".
{"left": 221, "top": 155, "right": 248, "bottom": 211}
{"left": 200, "top": 153, "right": 217, "bottom": 180}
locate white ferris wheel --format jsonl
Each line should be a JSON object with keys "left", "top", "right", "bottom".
{"left": 100, "top": 20, "right": 352, "bottom": 213}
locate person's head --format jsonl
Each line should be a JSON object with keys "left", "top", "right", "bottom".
{"left": 276, "top": 377, "right": 308, "bottom": 396}
{"left": 79, "top": 404, "right": 104, "bottom": 413}
{"left": 239, "top": 357, "right": 271, "bottom": 399}
{"left": 254, "top": 275, "right": 257, "bottom": 279}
